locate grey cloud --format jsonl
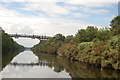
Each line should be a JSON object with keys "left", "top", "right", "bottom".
{"left": 10, "top": 24, "right": 34, "bottom": 34}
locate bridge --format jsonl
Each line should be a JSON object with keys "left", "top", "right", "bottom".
{"left": 9, "top": 33, "right": 51, "bottom": 40}
{"left": 10, "top": 61, "right": 48, "bottom": 67}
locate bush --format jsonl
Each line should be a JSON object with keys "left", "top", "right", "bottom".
{"left": 78, "top": 42, "right": 93, "bottom": 50}
{"left": 105, "top": 35, "right": 119, "bottom": 49}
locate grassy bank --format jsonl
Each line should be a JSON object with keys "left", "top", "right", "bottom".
{"left": 32, "top": 16, "right": 120, "bottom": 70}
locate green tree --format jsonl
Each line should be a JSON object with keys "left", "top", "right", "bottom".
{"left": 2, "top": 30, "right": 24, "bottom": 53}
{"left": 54, "top": 33, "right": 65, "bottom": 42}
{"left": 75, "top": 26, "right": 98, "bottom": 42}
{"left": 110, "top": 16, "right": 120, "bottom": 29}
{"left": 110, "top": 16, "right": 120, "bottom": 35}
{"left": 65, "top": 35, "right": 73, "bottom": 43}
{"left": 75, "top": 29, "right": 87, "bottom": 43}
{"left": 96, "top": 27, "right": 111, "bottom": 41}
{"left": 86, "top": 26, "right": 98, "bottom": 41}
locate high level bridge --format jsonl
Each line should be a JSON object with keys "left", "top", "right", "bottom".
{"left": 9, "top": 33, "right": 51, "bottom": 40}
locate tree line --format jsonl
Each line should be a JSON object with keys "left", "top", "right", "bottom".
{"left": 33, "top": 16, "right": 120, "bottom": 70}
{"left": 1, "top": 30, "right": 24, "bottom": 53}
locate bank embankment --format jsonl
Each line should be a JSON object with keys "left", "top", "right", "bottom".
{"left": 32, "top": 16, "right": 120, "bottom": 70}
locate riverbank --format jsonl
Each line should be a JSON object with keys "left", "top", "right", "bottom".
{"left": 2, "top": 50, "right": 120, "bottom": 78}
{"left": 32, "top": 35, "right": 120, "bottom": 70}
{"left": 1, "top": 28, "right": 24, "bottom": 53}
{"left": 57, "top": 37, "right": 120, "bottom": 70}
{"left": 32, "top": 51, "right": 120, "bottom": 78}
{"left": 32, "top": 16, "right": 120, "bottom": 70}
{"left": 0, "top": 28, "right": 25, "bottom": 70}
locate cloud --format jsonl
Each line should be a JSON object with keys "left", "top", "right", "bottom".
{"left": 0, "top": 1, "right": 116, "bottom": 35}
{"left": 80, "top": 6, "right": 109, "bottom": 14}
{"left": 22, "top": 2, "right": 69, "bottom": 17}
{"left": 1, "top": 0, "right": 119, "bottom": 2}
{"left": 72, "top": 13, "right": 89, "bottom": 18}
{"left": 0, "top": 1, "right": 117, "bottom": 47}
{"left": 0, "top": 6, "right": 22, "bottom": 17}
{"left": 65, "top": 0, "right": 119, "bottom": 5}
{"left": 0, "top": 3, "right": 94, "bottom": 36}
{"left": 0, "top": 17, "right": 93, "bottom": 36}
{"left": 9, "top": 24, "right": 34, "bottom": 34}
{"left": 64, "top": 5, "right": 109, "bottom": 15}
{"left": 1, "top": 0, "right": 67, "bottom": 3}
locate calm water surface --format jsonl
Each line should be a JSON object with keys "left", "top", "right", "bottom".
{"left": 1, "top": 50, "right": 70, "bottom": 78}
{"left": 1, "top": 50, "right": 120, "bottom": 78}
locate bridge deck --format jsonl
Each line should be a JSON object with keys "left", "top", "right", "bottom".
{"left": 9, "top": 34, "right": 51, "bottom": 40}
{"left": 10, "top": 62, "right": 49, "bottom": 66}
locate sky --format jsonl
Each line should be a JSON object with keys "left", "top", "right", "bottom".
{"left": 0, "top": 0, "right": 119, "bottom": 47}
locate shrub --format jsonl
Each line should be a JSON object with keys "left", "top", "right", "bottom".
{"left": 105, "top": 35, "right": 119, "bottom": 49}
{"left": 78, "top": 42, "right": 93, "bottom": 50}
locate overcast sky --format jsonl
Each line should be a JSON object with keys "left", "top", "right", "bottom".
{"left": 0, "top": 0, "right": 119, "bottom": 47}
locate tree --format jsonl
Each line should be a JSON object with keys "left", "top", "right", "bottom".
{"left": 96, "top": 27, "right": 111, "bottom": 41}
{"left": 75, "top": 26, "right": 98, "bottom": 43}
{"left": 110, "top": 16, "right": 120, "bottom": 29}
{"left": 86, "top": 26, "right": 98, "bottom": 41}
{"left": 110, "top": 16, "right": 120, "bottom": 35}
{"left": 65, "top": 35, "right": 73, "bottom": 43}
{"left": 75, "top": 29, "right": 87, "bottom": 43}
{"left": 54, "top": 33, "right": 65, "bottom": 42}
{"left": 2, "top": 31, "right": 24, "bottom": 53}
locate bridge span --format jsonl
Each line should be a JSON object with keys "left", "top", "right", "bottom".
{"left": 10, "top": 61, "right": 48, "bottom": 67}
{"left": 9, "top": 33, "right": 51, "bottom": 40}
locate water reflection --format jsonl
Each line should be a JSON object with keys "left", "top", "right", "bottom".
{"left": 35, "top": 52, "right": 120, "bottom": 78}
{"left": 1, "top": 50, "right": 120, "bottom": 78}
{"left": 1, "top": 50, "right": 70, "bottom": 78}
{"left": 11, "top": 50, "right": 39, "bottom": 63}
{"left": 2, "top": 51, "right": 20, "bottom": 70}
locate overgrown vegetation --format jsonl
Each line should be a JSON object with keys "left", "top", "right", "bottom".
{"left": 33, "top": 16, "right": 120, "bottom": 70}
{"left": 1, "top": 30, "right": 24, "bottom": 53}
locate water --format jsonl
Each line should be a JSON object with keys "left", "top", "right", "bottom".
{"left": 1, "top": 50, "right": 120, "bottom": 78}
{"left": 1, "top": 50, "right": 70, "bottom": 78}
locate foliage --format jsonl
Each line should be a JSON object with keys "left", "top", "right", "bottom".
{"left": 78, "top": 42, "right": 93, "bottom": 50}
{"left": 110, "top": 16, "right": 120, "bottom": 29}
{"left": 1, "top": 30, "right": 24, "bottom": 53}
{"left": 57, "top": 43, "right": 78, "bottom": 59}
{"left": 110, "top": 16, "right": 120, "bottom": 35}
{"left": 33, "top": 33, "right": 65, "bottom": 54}
{"left": 96, "top": 27, "right": 112, "bottom": 41}
{"left": 74, "top": 29, "right": 86, "bottom": 42}
{"left": 75, "top": 26, "right": 98, "bottom": 43}
{"left": 54, "top": 33, "right": 65, "bottom": 42}
{"left": 106, "top": 35, "right": 119, "bottom": 49}
{"left": 86, "top": 26, "right": 98, "bottom": 41}
{"left": 64, "top": 35, "right": 73, "bottom": 43}
{"left": 33, "top": 16, "right": 120, "bottom": 70}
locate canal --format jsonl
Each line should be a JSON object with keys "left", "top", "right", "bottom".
{"left": 1, "top": 50, "right": 120, "bottom": 78}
